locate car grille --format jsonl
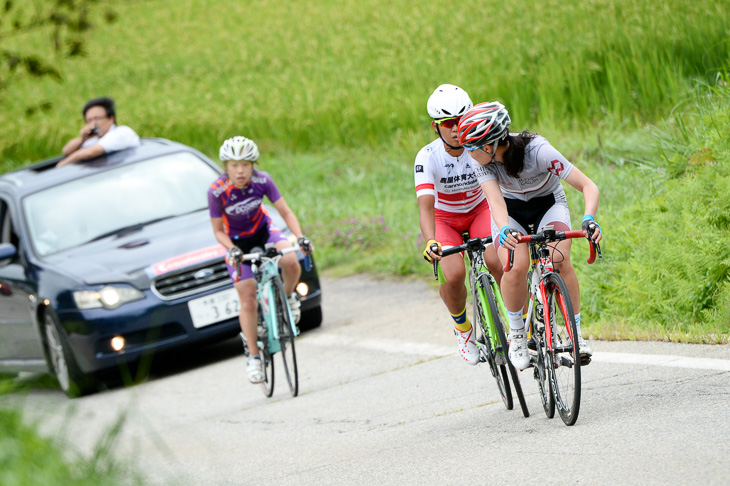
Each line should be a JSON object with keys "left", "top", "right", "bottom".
{"left": 151, "top": 258, "right": 230, "bottom": 301}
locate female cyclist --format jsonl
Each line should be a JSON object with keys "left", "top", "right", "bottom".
{"left": 208, "top": 136, "right": 310, "bottom": 383}
{"left": 415, "top": 85, "right": 503, "bottom": 365}
{"left": 457, "top": 102, "right": 602, "bottom": 371}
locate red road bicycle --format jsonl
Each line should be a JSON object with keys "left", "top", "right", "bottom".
{"left": 504, "top": 225, "right": 601, "bottom": 425}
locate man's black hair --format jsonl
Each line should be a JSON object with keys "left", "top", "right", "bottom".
{"left": 82, "top": 97, "right": 116, "bottom": 118}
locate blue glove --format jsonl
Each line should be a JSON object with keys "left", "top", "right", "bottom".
{"left": 499, "top": 226, "right": 512, "bottom": 246}
{"left": 581, "top": 215, "right": 602, "bottom": 238}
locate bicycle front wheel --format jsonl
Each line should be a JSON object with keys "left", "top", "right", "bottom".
{"left": 257, "top": 295, "right": 275, "bottom": 397}
{"left": 473, "top": 274, "right": 512, "bottom": 410}
{"left": 529, "top": 315, "right": 555, "bottom": 419}
{"left": 274, "top": 276, "right": 299, "bottom": 397}
{"left": 544, "top": 273, "right": 580, "bottom": 425}
{"left": 483, "top": 275, "right": 529, "bottom": 418}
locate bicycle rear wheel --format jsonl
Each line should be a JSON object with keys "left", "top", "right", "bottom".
{"left": 258, "top": 294, "right": 275, "bottom": 397}
{"left": 274, "top": 276, "right": 299, "bottom": 397}
{"left": 483, "top": 275, "right": 529, "bottom": 418}
{"left": 544, "top": 273, "right": 580, "bottom": 425}
{"left": 473, "top": 274, "right": 512, "bottom": 410}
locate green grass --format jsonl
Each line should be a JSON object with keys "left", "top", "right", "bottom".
{"left": 0, "top": 0, "right": 727, "bottom": 337}
{"left": 0, "top": 377, "right": 139, "bottom": 486}
{"left": 579, "top": 78, "right": 730, "bottom": 343}
{"left": 1, "top": 0, "right": 728, "bottom": 163}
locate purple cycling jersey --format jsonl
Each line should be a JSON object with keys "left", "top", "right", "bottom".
{"left": 207, "top": 170, "right": 282, "bottom": 238}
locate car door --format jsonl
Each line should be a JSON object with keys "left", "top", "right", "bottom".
{"left": 0, "top": 196, "right": 46, "bottom": 367}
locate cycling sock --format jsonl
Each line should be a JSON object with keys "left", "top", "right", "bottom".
{"left": 508, "top": 309, "right": 525, "bottom": 333}
{"left": 575, "top": 313, "right": 582, "bottom": 337}
{"left": 451, "top": 306, "right": 472, "bottom": 332}
{"left": 248, "top": 354, "right": 260, "bottom": 362}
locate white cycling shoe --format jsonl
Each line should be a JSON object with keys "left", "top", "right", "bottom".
{"left": 508, "top": 331, "right": 530, "bottom": 371}
{"left": 455, "top": 327, "right": 479, "bottom": 365}
{"left": 247, "top": 356, "right": 264, "bottom": 384}
{"left": 578, "top": 338, "right": 593, "bottom": 358}
{"left": 288, "top": 293, "right": 301, "bottom": 324}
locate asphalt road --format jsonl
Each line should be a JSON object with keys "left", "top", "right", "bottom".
{"left": 7, "top": 276, "right": 730, "bottom": 485}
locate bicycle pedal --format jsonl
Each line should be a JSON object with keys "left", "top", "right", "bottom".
{"left": 580, "top": 356, "right": 592, "bottom": 366}
{"left": 477, "top": 335, "right": 486, "bottom": 345}
{"left": 527, "top": 339, "right": 537, "bottom": 351}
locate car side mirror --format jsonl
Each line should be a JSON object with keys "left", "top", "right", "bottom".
{"left": 0, "top": 243, "right": 17, "bottom": 260}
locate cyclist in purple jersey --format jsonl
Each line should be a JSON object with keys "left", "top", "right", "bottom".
{"left": 458, "top": 102, "right": 602, "bottom": 371}
{"left": 208, "top": 136, "right": 311, "bottom": 384}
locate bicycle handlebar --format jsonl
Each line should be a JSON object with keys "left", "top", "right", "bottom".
{"left": 231, "top": 243, "right": 311, "bottom": 281}
{"left": 431, "top": 236, "right": 494, "bottom": 280}
{"left": 503, "top": 228, "right": 601, "bottom": 272}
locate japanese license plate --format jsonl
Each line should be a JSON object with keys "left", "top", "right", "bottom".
{"left": 188, "top": 288, "right": 240, "bottom": 329}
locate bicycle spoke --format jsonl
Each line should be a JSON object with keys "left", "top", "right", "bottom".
{"left": 275, "top": 277, "right": 299, "bottom": 397}
{"left": 474, "top": 274, "right": 513, "bottom": 410}
{"left": 529, "top": 318, "right": 554, "bottom": 418}
{"left": 545, "top": 274, "right": 580, "bottom": 426}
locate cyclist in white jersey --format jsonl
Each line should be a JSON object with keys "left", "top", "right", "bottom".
{"left": 457, "top": 101, "right": 602, "bottom": 371}
{"left": 415, "top": 85, "right": 502, "bottom": 366}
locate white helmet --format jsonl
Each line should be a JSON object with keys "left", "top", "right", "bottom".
{"left": 219, "top": 136, "right": 259, "bottom": 162}
{"left": 426, "top": 84, "right": 473, "bottom": 119}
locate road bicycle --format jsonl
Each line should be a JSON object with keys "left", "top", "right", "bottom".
{"left": 504, "top": 225, "right": 601, "bottom": 425}
{"left": 434, "top": 233, "right": 529, "bottom": 417}
{"left": 235, "top": 243, "right": 310, "bottom": 398}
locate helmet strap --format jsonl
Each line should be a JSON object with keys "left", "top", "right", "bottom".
{"left": 434, "top": 127, "right": 462, "bottom": 151}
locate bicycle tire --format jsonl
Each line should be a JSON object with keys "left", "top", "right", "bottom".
{"left": 544, "top": 273, "right": 580, "bottom": 426}
{"left": 473, "top": 273, "right": 512, "bottom": 410}
{"left": 258, "top": 290, "right": 275, "bottom": 398}
{"left": 529, "top": 314, "right": 555, "bottom": 418}
{"left": 487, "top": 279, "right": 530, "bottom": 418}
{"left": 274, "top": 276, "right": 299, "bottom": 397}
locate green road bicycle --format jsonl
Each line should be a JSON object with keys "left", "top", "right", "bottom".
{"left": 505, "top": 225, "right": 601, "bottom": 425}
{"left": 435, "top": 233, "right": 529, "bottom": 417}
{"left": 236, "top": 244, "right": 309, "bottom": 398}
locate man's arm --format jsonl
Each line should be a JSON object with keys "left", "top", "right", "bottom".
{"left": 62, "top": 137, "right": 84, "bottom": 156}
{"left": 56, "top": 144, "right": 106, "bottom": 167}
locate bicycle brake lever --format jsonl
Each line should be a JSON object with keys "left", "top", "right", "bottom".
{"left": 432, "top": 259, "right": 439, "bottom": 280}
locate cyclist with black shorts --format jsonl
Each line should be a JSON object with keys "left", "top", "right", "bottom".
{"left": 208, "top": 136, "right": 310, "bottom": 384}
{"left": 415, "top": 85, "right": 503, "bottom": 365}
{"left": 457, "top": 102, "right": 602, "bottom": 371}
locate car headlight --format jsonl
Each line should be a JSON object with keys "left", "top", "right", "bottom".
{"left": 73, "top": 286, "right": 144, "bottom": 310}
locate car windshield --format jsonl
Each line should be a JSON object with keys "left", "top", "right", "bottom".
{"left": 23, "top": 152, "right": 219, "bottom": 256}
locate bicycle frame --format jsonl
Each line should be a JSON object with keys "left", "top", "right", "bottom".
{"left": 465, "top": 247, "right": 507, "bottom": 364}
{"left": 244, "top": 246, "right": 301, "bottom": 353}
{"left": 436, "top": 236, "right": 504, "bottom": 360}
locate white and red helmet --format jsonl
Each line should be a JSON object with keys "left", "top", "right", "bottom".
{"left": 219, "top": 136, "right": 259, "bottom": 162}
{"left": 457, "top": 101, "right": 511, "bottom": 149}
{"left": 426, "top": 84, "right": 473, "bottom": 119}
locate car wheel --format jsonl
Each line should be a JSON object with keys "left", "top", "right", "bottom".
{"left": 299, "top": 306, "right": 322, "bottom": 331}
{"left": 43, "top": 311, "right": 94, "bottom": 398}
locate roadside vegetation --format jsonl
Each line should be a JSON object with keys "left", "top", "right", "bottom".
{"left": 0, "top": 376, "right": 138, "bottom": 486}
{"left": 1, "top": 0, "right": 727, "bottom": 342}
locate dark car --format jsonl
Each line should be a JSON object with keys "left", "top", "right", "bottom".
{"left": 0, "top": 138, "right": 321, "bottom": 397}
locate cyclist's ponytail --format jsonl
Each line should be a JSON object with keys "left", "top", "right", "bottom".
{"left": 502, "top": 130, "right": 537, "bottom": 178}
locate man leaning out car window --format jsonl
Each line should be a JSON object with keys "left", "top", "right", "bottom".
{"left": 56, "top": 97, "right": 140, "bottom": 168}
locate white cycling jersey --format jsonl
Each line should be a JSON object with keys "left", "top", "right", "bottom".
{"left": 474, "top": 135, "right": 575, "bottom": 202}
{"left": 414, "top": 138, "right": 485, "bottom": 213}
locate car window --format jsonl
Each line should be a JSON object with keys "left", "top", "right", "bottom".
{"left": 0, "top": 199, "right": 9, "bottom": 245}
{"left": 22, "top": 152, "right": 219, "bottom": 256}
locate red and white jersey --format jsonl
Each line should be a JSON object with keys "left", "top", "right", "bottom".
{"left": 414, "top": 138, "right": 485, "bottom": 214}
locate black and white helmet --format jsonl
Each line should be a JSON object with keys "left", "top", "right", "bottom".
{"left": 426, "top": 84, "right": 473, "bottom": 119}
{"left": 219, "top": 136, "right": 259, "bottom": 162}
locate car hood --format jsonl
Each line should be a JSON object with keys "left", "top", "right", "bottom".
{"left": 40, "top": 211, "right": 222, "bottom": 289}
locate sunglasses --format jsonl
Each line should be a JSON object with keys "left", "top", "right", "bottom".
{"left": 435, "top": 116, "right": 461, "bottom": 129}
